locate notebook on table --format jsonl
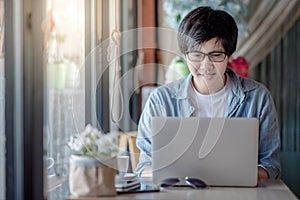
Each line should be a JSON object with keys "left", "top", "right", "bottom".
{"left": 151, "top": 117, "right": 259, "bottom": 187}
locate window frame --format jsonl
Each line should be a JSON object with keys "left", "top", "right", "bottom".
{"left": 5, "top": 0, "right": 44, "bottom": 199}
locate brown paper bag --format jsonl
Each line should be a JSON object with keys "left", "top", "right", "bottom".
{"left": 69, "top": 155, "right": 117, "bottom": 197}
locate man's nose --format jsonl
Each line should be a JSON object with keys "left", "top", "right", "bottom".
{"left": 200, "top": 56, "right": 214, "bottom": 71}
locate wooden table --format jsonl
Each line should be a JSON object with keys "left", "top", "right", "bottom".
{"left": 67, "top": 178, "right": 298, "bottom": 200}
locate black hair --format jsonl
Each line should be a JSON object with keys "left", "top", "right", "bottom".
{"left": 177, "top": 6, "right": 238, "bottom": 56}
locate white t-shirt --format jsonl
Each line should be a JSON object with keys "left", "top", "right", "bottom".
{"left": 190, "top": 74, "right": 232, "bottom": 117}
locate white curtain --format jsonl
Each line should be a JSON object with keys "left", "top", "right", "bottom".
{"left": 236, "top": 0, "right": 300, "bottom": 68}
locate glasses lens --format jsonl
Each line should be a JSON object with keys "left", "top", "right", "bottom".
{"left": 188, "top": 52, "right": 204, "bottom": 62}
{"left": 159, "top": 178, "right": 180, "bottom": 188}
{"left": 209, "top": 52, "right": 226, "bottom": 62}
{"left": 185, "top": 178, "right": 207, "bottom": 188}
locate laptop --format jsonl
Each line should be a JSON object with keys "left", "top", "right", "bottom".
{"left": 151, "top": 117, "right": 259, "bottom": 187}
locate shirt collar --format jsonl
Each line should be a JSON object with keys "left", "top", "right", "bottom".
{"left": 226, "top": 67, "right": 258, "bottom": 97}
{"left": 170, "top": 67, "right": 258, "bottom": 100}
{"left": 171, "top": 74, "right": 193, "bottom": 99}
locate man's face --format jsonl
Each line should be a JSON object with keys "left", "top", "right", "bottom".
{"left": 185, "top": 37, "right": 231, "bottom": 93}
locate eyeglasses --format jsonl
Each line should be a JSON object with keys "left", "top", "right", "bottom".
{"left": 159, "top": 177, "right": 207, "bottom": 189}
{"left": 186, "top": 51, "right": 227, "bottom": 62}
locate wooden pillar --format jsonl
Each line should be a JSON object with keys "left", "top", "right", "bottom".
{"left": 141, "top": 0, "right": 156, "bottom": 85}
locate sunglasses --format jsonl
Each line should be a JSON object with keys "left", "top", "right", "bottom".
{"left": 159, "top": 177, "right": 207, "bottom": 189}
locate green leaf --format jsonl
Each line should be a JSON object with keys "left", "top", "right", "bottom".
{"left": 176, "top": 14, "right": 181, "bottom": 23}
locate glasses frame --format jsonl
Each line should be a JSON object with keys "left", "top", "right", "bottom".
{"left": 186, "top": 51, "right": 227, "bottom": 63}
{"left": 159, "top": 177, "right": 207, "bottom": 189}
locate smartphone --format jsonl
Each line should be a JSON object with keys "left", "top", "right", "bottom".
{"left": 117, "top": 183, "right": 160, "bottom": 194}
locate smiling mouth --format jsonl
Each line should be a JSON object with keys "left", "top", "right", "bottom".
{"left": 201, "top": 73, "right": 215, "bottom": 76}
{"left": 197, "top": 71, "right": 216, "bottom": 76}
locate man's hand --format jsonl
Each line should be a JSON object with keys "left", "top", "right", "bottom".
{"left": 141, "top": 166, "right": 153, "bottom": 178}
{"left": 258, "top": 166, "right": 268, "bottom": 182}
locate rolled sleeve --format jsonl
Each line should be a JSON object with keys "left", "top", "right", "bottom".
{"left": 134, "top": 76, "right": 193, "bottom": 176}
{"left": 135, "top": 140, "right": 152, "bottom": 176}
{"left": 135, "top": 119, "right": 153, "bottom": 176}
{"left": 258, "top": 92, "right": 281, "bottom": 179}
{"left": 135, "top": 91, "right": 162, "bottom": 176}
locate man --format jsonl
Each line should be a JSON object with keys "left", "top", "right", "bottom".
{"left": 135, "top": 6, "right": 281, "bottom": 181}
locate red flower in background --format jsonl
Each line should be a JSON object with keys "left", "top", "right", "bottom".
{"left": 229, "top": 56, "right": 249, "bottom": 78}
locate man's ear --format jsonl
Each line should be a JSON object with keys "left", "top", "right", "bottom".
{"left": 228, "top": 55, "right": 233, "bottom": 63}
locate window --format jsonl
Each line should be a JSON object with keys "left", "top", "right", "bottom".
{"left": 44, "top": 0, "right": 86, "bottom": 199}
{"left": 44, "top": 0, "right": 113, "bottom": 199}
{"left": 4, "top": 0, "right": 129, "bottom": 198}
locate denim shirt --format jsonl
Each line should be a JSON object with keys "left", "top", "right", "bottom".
{"left": 136, "top": 68, "right": 281, "bottom": 179}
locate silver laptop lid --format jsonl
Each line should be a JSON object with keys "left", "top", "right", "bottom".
{"left": 151, "top": 117, "right": 258, "bottom": 187}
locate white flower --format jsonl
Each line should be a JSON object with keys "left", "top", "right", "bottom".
{"left": 90, "top": 130, "right": 99, "bottom": 139}
{"left": 73, "top": 139, "right": 84, "bottom": 152}
{"left": 68, "top": 124, "right": 118, "bottom": 158}
{"left": 84, "top": 137, "right": 92, "bottom": 145}
{"left": 85, "top": 124, "right": 92, "bottom": 131}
